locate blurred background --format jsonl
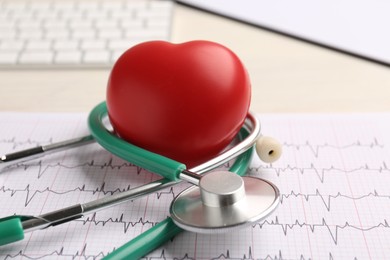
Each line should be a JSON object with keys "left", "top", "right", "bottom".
{"left": 0, "top": 0, "right": 389, "bottom": 113}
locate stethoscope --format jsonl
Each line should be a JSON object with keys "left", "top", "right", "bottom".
{"left": 0, "top": 102, "right": 281, "bottom": 257}
{"left": 0, "top": 43, "right": 282, "bottom": 258}
{"left": 89, "top": 102, "right": 282, "bottom": 235}
{"left": 0, "top": 102, "right": 281, "bottom": 258}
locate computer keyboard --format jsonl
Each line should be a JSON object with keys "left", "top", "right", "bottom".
{"left": 0, "top": 0, "right": 173, "bottom": 69}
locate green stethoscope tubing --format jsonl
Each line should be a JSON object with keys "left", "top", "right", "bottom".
{"left": 88, "top": 102, "right": 186, "bottom": 182}
{"left": 88, "top": 102, "right": 253, "bottom": 259}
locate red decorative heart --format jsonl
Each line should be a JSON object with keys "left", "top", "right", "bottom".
{"left": 106, "top": 41, "right": 251, "bottom": 168}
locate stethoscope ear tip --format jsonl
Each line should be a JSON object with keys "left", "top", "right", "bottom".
{"left": 256, "top": 136, "right": 282, "bottom": 163}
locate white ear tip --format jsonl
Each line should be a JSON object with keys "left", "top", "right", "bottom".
{"left": 256, "top": 136, "right": 282, "bottom": 163}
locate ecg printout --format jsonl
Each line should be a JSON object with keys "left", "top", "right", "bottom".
{"left": 0, "top": 112, "right": 390, "bottom": 259}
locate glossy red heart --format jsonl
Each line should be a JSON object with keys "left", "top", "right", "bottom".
{"left": 106, "top": 41, "right": 251, "bottom": 168}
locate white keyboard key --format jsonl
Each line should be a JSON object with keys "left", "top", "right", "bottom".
{"left": 25, "top": 40, "right": 52, "bottom": 51}
{"left": 83, "top": 51, "right": 110, "bottom": 63}
{"left": 98, "top": 29, "right": 122, "bottom": 39}
{"left": 120, "top": 19, "right": 143, "bottom": 29}
{"left": 72, "top": 30, "right": 96, "bottom": 39}
{"left": 0, "top": 52, "right": 18, "bottom": 64}
{"left": 54, "top": 40, "right": 79, "bottom": 50}
{"left": 69, "top": 20, "right": 93, "bottom": 30}
{"left": 19, "top": 30, "right": 43, "bottom": 39}
{"left": 86, "top": 10, "right": 108, "bottom": 19}
{"left": 10, "top": 10, "right": 35, "bottom": 20}
{"left": 35, "top": 10, "right": 59, "bottom": 20}
{"left": 0, "top": 21, "right": 16, "bottom": 30}
{"left": 136, "top": 9, "right": 171, "bottom": 19}
{"left": 55, "top": 51, "right": 82, "bottom": 64}
{"left": 46, "top": 30, "right": 70, "bottom": 39}
{"left": 81, "top": 40, "right": 106, "bottom": 50}
{"left": 61, "top": 10, "right": 84, "bottom": 19}
{"left": 18, "top": 20, "right": 42, "bottom": 30}
{"left": 43, "top": 20, "right": 68, "bottom": 30}
{"left": 0, "top": 29, "right": 17, "bottom": 39}
{"left": 95, "top": 19, "right": 118, "bottom": 29}
{"left": 19, "top": 51, "right": 53, "bottom": 64}
{"left": 0, "top": 40, "right": 25, "bottom": 50}
{"left": 112, "top": 10, "right": 133, "bottom": 19}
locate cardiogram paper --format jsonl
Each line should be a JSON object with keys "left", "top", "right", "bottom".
{"left": 1, "top": 112, "right": 390, "bottom": 259}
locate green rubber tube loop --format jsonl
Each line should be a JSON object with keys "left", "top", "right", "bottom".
{"left": 0, "top": 216, "right": 25, "bottom": 246}
{"left": 103, "top": 129, "right": 253, "bottom": 260}
{"left": 88, "top": 102, "right": 186, "bottom": 181}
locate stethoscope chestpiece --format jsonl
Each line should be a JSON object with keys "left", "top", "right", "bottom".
{"left": 169, "top": 170, "right": 280, "bottom": 233}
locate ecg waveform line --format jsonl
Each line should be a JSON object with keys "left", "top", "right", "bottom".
{"left": 1, "top": 136, "right": 384, "bottom": 175}
{"left": 6, "top": 158, "right": 144, "bottom": 179}
{"left": 207, "top": 247, "right": 253, "bottom": 260}
{"left": 1, "top": 136, "right": 383, "bottom": 152}
{"left": 14, "top": 158, "right": 230, "bottom": 174}
{"left": 4, "top": 184, "right": 390, "bottom": 240}
{"left": 0, "top": 137, "right": 55, "bottom": 150}
{"left": 4, "top": 157, "right": 232, "bottom": 179}
{"left": 1, "top": 183, "right": 130, "bottom": 207}
{"left": 3, "top": 246, "right": 252, "bottom": 260}
{"left": 282, "top": 138, "right": 384, "bottom": 158}
{"left": 1, "top": 246, "right": 326, "bottom": 260}
{"left": 0, "top": 246, "right": 348, "bottom": 260}
{"left": 5, "top": 156, "right": 389, "bottom": 186}
{"left": 0, "top": 183, "right": 178, "bottom": 207}
{"left": 254, "top": 216, "right": 390, "bottom": 245}
{"left": 207, "top": 247, "right": 328, "bottom": 260}
{"left": 146, "top": 250, "right": 337, "bottom": 260}
{"left": 71, "top": 199, "right": 390, "bottom": 239}
{"left": 76, "top": 212, "right": 158, "bottom": 233}
{"left": 251, "top": 161, "right": 390, "bottom": 183}
{"left": 280, "top": 189, "right": 390, "bottom": 211}
{"left": 3, "top": 243, "right": 106, "bottom": 260}
{"left": 2, "top": 181, "right": 389, "bottom": 213}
